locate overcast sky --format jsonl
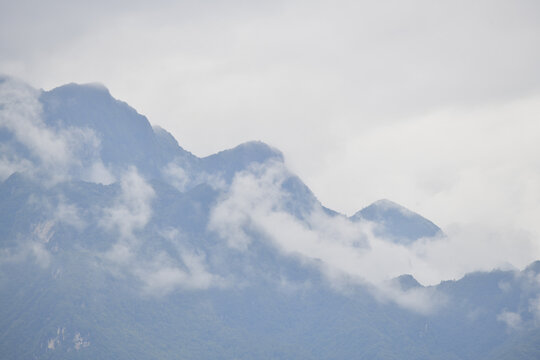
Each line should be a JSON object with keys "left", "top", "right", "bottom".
{"left": 2, "top": 0, "right": 540, "bottom": 241}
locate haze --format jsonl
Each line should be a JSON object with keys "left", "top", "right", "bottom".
{"left": 2, "top": 0, "right": 540, "bottom": 253}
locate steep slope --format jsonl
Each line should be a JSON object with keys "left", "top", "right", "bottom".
{"left": 39, "top": 82, "right": 198, "bottom": 179}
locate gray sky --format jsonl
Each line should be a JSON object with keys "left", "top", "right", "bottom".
{"left": 2, "top": 0, "right": 540, "bottom": 244}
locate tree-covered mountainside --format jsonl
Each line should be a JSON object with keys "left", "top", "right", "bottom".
{"left": 1, "top": 76, "right": 539, "bottom": 359}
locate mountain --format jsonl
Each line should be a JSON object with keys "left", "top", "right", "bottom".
{"left": 1, "top": 77, "right": 539, "bottom": 359}
{"left": 351, "top": 199, "right": 443, "bottom": 245}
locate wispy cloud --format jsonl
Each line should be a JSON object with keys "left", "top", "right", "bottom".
{"left": 0, "top": 76, "right": 115, "bottom": 184}
{"left": 208, "top": 161, "right": 441, "bottom": 312}
{"left": 135, "top": 249, "right": 221, "bottom": 296}
{"left": 0, "top": 220, "right": 54, "bottom": 268}
{"left": 162, "top": 162, "right": 190, "bottom": 191}
{"left": 0, "top": 142, "right": 34, "bottom": 180}
{"left": 497, "top": 311, "right": 523, "bottom": 331}
{"left": 99, "top": 170, "right": 221, "bottom": 294}
{"left": 208, "top": 160, "right": 540, "bottom": 313}
{"left": 100, "top": 167, "right": 154, "bottom": 241}
{"left": 162, "top": 160, "right": 226, "bottom": 192}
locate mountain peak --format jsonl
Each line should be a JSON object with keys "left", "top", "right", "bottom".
{"left": 231, "top": 140, "right": 284, "bottom": 159}
{"left": 369, "top": 199, "right": 415, "bottom": 216}
{"left": 38, "top": 82, "right": 163, "bottom": 176}
{"left": 392, "top": 274, "right": 423, "bottom": 290}
{"left": 47, "top": 81, "right": 111, "bottom": 97}
{"left": 200, "top": 140, "right": 284, "bottom": 182}
{"left": 525, "top": 260, "right": 540, "bottom": 274}
{"left": 351, "top": 199, "right": 442, "bottom": 245}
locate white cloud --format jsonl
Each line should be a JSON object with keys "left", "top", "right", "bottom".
{"left": 208, "top": 160, "right": 540, "bottom": 312}
{"left": 101, "top": 167, "right": 154, "bottom": 240}
{"left": 2, "top": 0, "right": 540, "bottom": 310}
{"left": 135, "top": 250, "right": 219, "bottom": 296}
{"left": 162, "top": 161, "right": 226, "bottom": 192}
{"left": 4, "top": 1, "right": 539, "bottom": 154}
{"left": 0, "top": 240, "right": 51, "bottom": 268}
{"left": 28, "top": 240, "right": 51, "bottom": 268}
{"left": 2, "top": 2, "right": 540, "bottom": 303}
{"left": 104, "top": 243, "right": 133, "bottom": 265}
{"left": 4, "top": 1, "right": 539, "bottom": 182}
{"left": 102, "top": 227, "right": 221, "bottom": 295}
{"left": 101, "top": 167, "right": 154, "bottom": 268}
{"left": 0, "top": 78, "right": 66, "bottom": 182}
{"left": 209, "top": 161, "right": 437, "bottom": 311}
{"left": 54, "top": 200, "right": 86, "bottom": 230}
{"left": 99, "top": 175, "right": 221, "bottom": 294}
{"left": 0, "top": 143, "right": 34, "bottom": 180}
{"left": 306, "top": 95, "right": 540, "bottom": 277}
{"left": 0, "top": 76, "right": 113, "bottom": 184}
{"left": 373, "top": 283, "right": 446, "bottom": 315}
{"left": 209, "top": 161, "right": 289, "bottom": 250}
{"left": 162, "top": 162, "right": 189, "bottom": 191}
{"left": 0, "top": 221, "right": 54, "bottom": 268}
{"left": 85, "top": 161, "right": 115, "bottom": 185}
{"left": 497, "top": 311, "right": 523, "bottom": 330}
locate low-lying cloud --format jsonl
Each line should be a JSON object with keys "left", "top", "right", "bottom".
{"left": 209, "top": 160, "right": 539, "bottom": 312}
{"left": 0, "top": 76, "right": 114, "bottom": 185}
{"left": 99, "top": 170, "right": 220, "bottom": 294}
{"left": 497, "top": 311, "right": 523, "bottom": 331}
{"left": 101, "top": 167, "right": 155, "bottom": 241}
{"left": 1, "top": 75, "right": 538, "bottom": 311}
{"left": 0, "top": 220, "right": 55, "bottom": 269}
{"left": 135, "top": 249, "right": 220, "bottom": 296}
{"left": 162, "top": 161, "right": 226, "bottom": 192}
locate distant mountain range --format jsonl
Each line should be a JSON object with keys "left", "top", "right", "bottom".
{"left": 1, "top": 76, "right": 539, "bottom": 359}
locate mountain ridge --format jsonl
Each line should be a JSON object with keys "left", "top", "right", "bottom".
{"left": 1, "top": 77, "right": 539, "bottom": 359}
